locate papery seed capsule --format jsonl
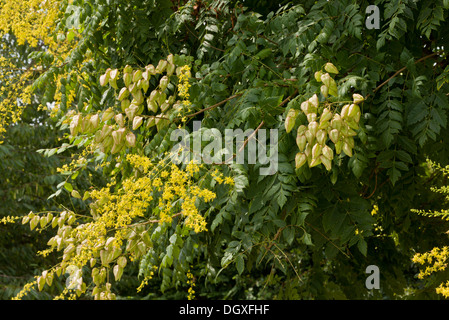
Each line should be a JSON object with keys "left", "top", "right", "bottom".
{"left": 329, "top": 79, "right": 337, "bottom": 96}
{"left": 320, "top": 73, "right": 331, "bottom": 87}
{"left": 320, "top": 155, "right": 332, "bottom": 171}
{"left": 125, "top": 104, "right": 138, "bottom": 122}
{"left": 321, "top": 85, "right": 329, "bottom": 98}
{"left": 335, "top": 140, "right": 343, "bottom": 154}
{"left": 305, "top": 130, "right": 314, "bottom": 143}
{"left": 331, "top": 114, "right": 342, "bottom": 130}
{"left": 159, "top": 76, "right": 169, "bottom": 91}
{"left": 322, "top": 144, "right": 334, "bottom": 160}
{"left": 110, "top": 69, "right": 118, "bottom": 81}
{"left": 123, "top": 72, "right": 132, "bottom": 87}
{"left": 308, "top": 121, "right": 318, "bottom": 137}
{"left": 314, "top": 71, "right": 322, "bottom": 82}
{"left": 312, "top": 143, "right": 322, "bottom": 159}
{"left": 133, "top": 116, "right": 143, "bottom": 130}
{"left": 342, "top": 142, "right": 353, "bottom": 157}
{"left": 132, "top": 70, "right": 143, "bottom": 83}
{"left": 324, "top": 62, "right": 339, "bottom": 74}
{"left": 147, "top": 99, "right": 158, "bottom": 113}
{"left": 316, "top": 129, "right": 326, "bottom": 145}
{"left": 296, "top": 134, "right": 307, "bottom": 151}
{"left": 126, "top": 132, "right": 136, "bottom": 147}
{"left": 320, "top": 108, "right": 333, "bottom": 122}
{"left": 318, "top": 120, "right": 329, "bottom": 130}
{"left": 285, "top": 116, "right": 295, "bottom": 133}
{"left": 146, "top": 117, "right": 155, "bottom": 128}
{"left": 141, "top": 79, "right": 150, "bottom": 93}
{"left": 70, "top": 115, "right": 81, "bottom": 136}
{"left": 329, "top": 128, "right": 339, "bottom": 144}
{"left": 100, "top": 73, "right": 109, "bottom": 87}
{"left": 121, "top": 99, "right": 130, "bottom": 112}
{"left": 310, "top": 157, "right": 322, "bottom": 168}
{"left": 102, "top": 108, "right": 115, "bottom": 122}
{"left": 166, "top": 63, "right": 175, "bottom": 76}
{"left": 167, "top": 54, "right": 174, "bottom": 65}
{"left": 341, "top": 104, "right": 350, "bottom": 119}
{"left": 304, "top": 143, "right": 312, "bottom": 158}
{"left": 345, "top": 136, "right": 354, "bottom": 148}
{"left": 301, "top": 100, "right": 310, "bottom": 114}
{"left": 90, "top": 114, "right": 99, "bottom": 130}
{"left": 307, "top": 113, "right": 317, "bottom": 123}
{"left": 161, "top": 101, "right": 170, "bottom": 112}
{"left": 295, "top": 152, "right": 307, "bottom": 169}
{"left": 118, "top": 87, "right": 129, "bottom": 101}
{"left": 114, "top": 114, "right": 125, "bottom": 127}
{"left": 348, "top": 104, "right": 360, "bottom": 118}
{"left": 155, "top": 60, "right": 167, "bottom": 73}
{"left": 297, "top": 125, "right": 307, "bottom": 136}
{"left": 124, "top": 65, "right": 133, "bottom": 74}
{"left": 309, "top": 94, "right": 319, "bottom": 108}
{"left": 146, "top": 64, "right": 156, "bottom": 75}
{"left": 132, "top": 89, "right": 144, "bottom": 105}
{"left": 353, "top": 93, "right": 364, "bottom": 104}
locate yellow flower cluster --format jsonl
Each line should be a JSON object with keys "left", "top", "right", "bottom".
{"left": 412, "top": 246, "right": 449, "bottom": 279}
{"left": 0, "top": 0, "right": 63, "bottom": 49}
{"left": 0, "top": 56, "right": 34, "bottom": 141}
{"left": 178, "top": 65, "right": 191, "bottom": 101}
{"left": 186, "top": 270, "right": 196, "bottom": 300}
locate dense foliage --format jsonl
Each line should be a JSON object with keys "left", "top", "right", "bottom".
{"left": 1, "top": 0, "right": 449, "bottom": 300}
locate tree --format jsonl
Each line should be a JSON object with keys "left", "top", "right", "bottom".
{"left": 1, "top": 0, "right": 449, "bottom": 300}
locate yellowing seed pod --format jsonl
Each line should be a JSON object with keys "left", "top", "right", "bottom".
{"left": 329, "top": 128, "right": 339, "bottom": 144}
{"left": 320, "top": 72, "right": 331, "bottom": 87}
{"left": 342, "top": 142, "right": 353, "bottom": 157}
{"left": 318, "top": 119, "right": 330, "bottom": 130}
{"left": 308, "top": 121, "right": 318, "bottom": 137}
{"left": 353, "top": 93, "right": 364, "bottom": 104}
{"left": 335, "top": 140, "right": 343, "bottom": 154}
{"left": 102, "top": 108, "right": 115, "bottom": 122}
{"left": 295, "top": 152, "right": 307, "bottom": 169}
{"left": 285, "top": 109, "right": 299, "bottom": 133}
{"left": 321, "top": 84, "right": 329, "bottom": 98}
{"left": 70, "top": 114, "right": 81, "bottom": 136}
{"left": 124, "top": 65, "right": 133, "bottom": 74}
{"left": 146, "top": 64, "right": 156, "bottom": 75}
{"left": 301, "top": 100, "right": 310, "bottom": 114}
{"left": 126, "top": 132, "right": 136, "bottom": 147}
{"left": 310, "top": 157, "right": 322, "bottom": 168}
{"left": 146, "top": 117, "right": 155, "bottom": 128}
{"left": 322, "top": 144, "right": 334, "bottom": 160}
{"left": 166, "top": 63, "right": 175, "bottom": 76}
{"left": 155, "top": 60, "right": 167, "bottom": 74}
{"left": 312, "top": 143, "right": 322, "bottom": 159}
{"left": 118, "top": 87, "right": 129, "bottom": 101}
{"left": 161, "top": 101, "right": 170, "bottom": 112}
{"left": 114, "top": 113, "right": 125, "bottom": 127}
{"left": 90, "top": 114, "right": 100, "bottom": 130}
{"left": 329, "top": 78, "right": 338, "bottom": 96}
{"left": 320, "top": 108, "right": 333, "bottom": 122}
{"left": 305, "top": 130, "right": 314, "bottom": 143}
{"left": 147, "top": 98, "right": 158, "bottom": 113}
{"left": 297, "top": 125, "right": 307, "bottom": 136}
{"left": 296, "top": 134, "right": 307, "bottom": 151}
{"left": 320, "top": 155, "right": 332, "bottom": 171}
{"left": 110, "top": 69, "right": 118, "bottom": 81}
{"left": 314, "top": 71, "right": 322, "bottom": 82}
{"left": 159, "top": 76, "right": 169, "bottom": 91}
{"left": 331, "top": 114, "right": 342, "bottom": 130}
{"left": 324, "top": 62, "right": 339, "bottom": 74}
{"left": 99, "top": 72, "right": 109, "bottom": 87}
{"left": 316, "top": 129, "right": 327, "bottom": 145}
{"left": 132, "top": 89, "right": 144, "bottom": 105}
{"left": 309, "top": 94, "right": 319, "bottom": 108}
{"left": 348, "top": 104, "right": 360, "bottom": 118}
{"left": 132, "top": 116, "right": 143, "bottom": 130}
{"left": 125, "top": 104, "right": 139, "bottom": 122}
{"left": 123, "top": 72, "right": 132, "bottom": 87}
{"left": 167, "top": 54, "right": 174, "bottom": 65}
{"left": 121, "top": 99, "right": 130, "bottom": 112}
{"left": 341, "top": 104, "right": 350, "bottom": 119}
{"left": 345, "top": 136, "right": 354, "bottom": 148}
{"left": 141, "top": 79, "right": 150, "bottom": 93}
{"left": 112, "top": 127, "right": 126, "bottom": 145}
{"left": 132, "top": 70, "right": 143, "bottom": 83}
{"left": 307, "top": 113, "right": 317, "bottom": 123}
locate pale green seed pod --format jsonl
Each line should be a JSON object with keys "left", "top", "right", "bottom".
{"left": 324, "top": 62, "right": 339, "bottom": 74}
{"left": 312, "top": 143, "right": 322, "bottom": 159}
{"left": 321, "top": 85, "right": 329, "bottom": 98}
{"left": 353, "top": 93, "right": 364, "bottom": 104}
{"left": 102, "top": 108, "right": 115, "bottom": 122}
{"left": 322, "top": 144, "right": 334, "bottom": 160}
{"left": 307, "top": 113, "right": 317, "bottom": 123}
{"left": 296, "top": 134, "right": 307, "bottom": 151}
{"left": 320, "top": 155, "right": 332, "bottom": 171}
{"left": 295, "top": 152, "right": 307, "bottom": 169}
{"left": 316, "top": 129, "right": 327, "bottom": 145}
{"left": 342, "top": 142, "right": 353, "bottom": 157}
{"left": 329, "top": 128, "right": 339, "bottom": 144}
{"left": 118, "top": 87, "right": 129, "bottom": 101}
{"left": 308, "top": 121, "right": 318, "bottom": 137}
